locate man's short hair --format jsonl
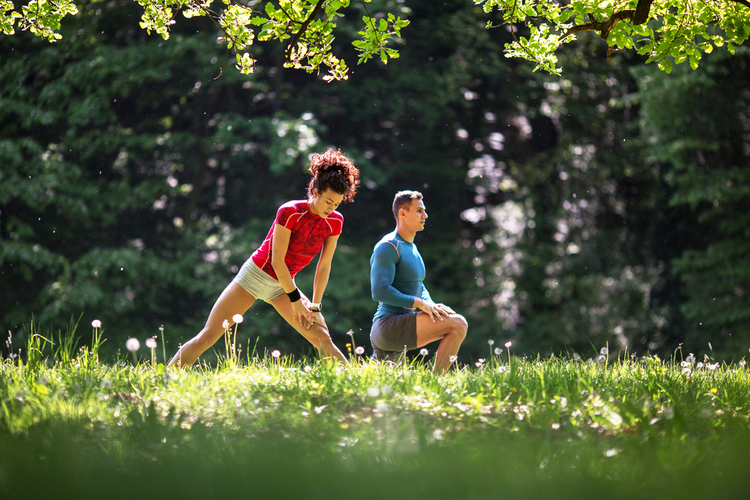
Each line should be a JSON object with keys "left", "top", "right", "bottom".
{"left": 392, "top": 190, "right": 423, "bottom": 221}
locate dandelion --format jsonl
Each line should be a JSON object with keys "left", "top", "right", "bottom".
{"left": 100, "top": 379, "right": 112, "bottom": 390}
{"left": 505, "top": 341, "right": 512, "bottom": 348}
{"left": 550, "top": 423, "right": 561, "bottom": 430}
{"left": 355, "top": 346, "right": 365, "bottom": 356}
{"left": 232, "top": 314, "right": 244, "bottom": 324}
{"left": 498, "top": 366, "right": 508, "bottom": 374}
{"left": 271, "top": 349, "right": 281, "bottom": 359}
{"left": 600, "top": 347, "right": 608, "bottom": 355}
{"left": 449, "top": 355, "right": 458, "bottom": 364}
{"left": 222, "top": 319, "right": 230, "bottom": 329}
{"left": 739, "top": 360, "right": 746, "bottom": 368}
{"left": 696, "top": 362, "right": 704, "bottom": 369}
{"left": 494, "top": 347, "right": 502, "bottom": 356}
{"left": 304, "top": 365, "right": 312, "bottom": 373}
{"left": 91, "top": 319, "right": 102, "bottom": 329}
{"left": 126, "top": 338, "right": 140, "bottom": 352}
{"left": 686, "top": 353, "right": 695, "bottom": 365}
{"left": 367, "top": 386, "right": 380, "bottom": 397}
{"left": 488, "top": 339, "right": 495, "bottom": 346}
{"left": 597, "top": 354, "right": 606, "bottom": 364}
{"left": 146, "top": 337, "right": 158, "bottom": 365}
{"left": 125, "top": 338, "right": 140, "bottom": 365}
{"left": 419, "top": 348, "right": 429, "bottom": 356}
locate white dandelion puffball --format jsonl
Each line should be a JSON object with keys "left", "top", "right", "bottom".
{"left": 91, "top": 319, "right": 102, "bottom": 329}
{"left": 145, "top": 338, "right": 157, "bottom": 349}
{"left": 222, "top": 319, "right": 230, "bottom": 329}
{"left": 271, "top": 349, "right": 281, "bottom": 358}
{"left": 505, "top": 341, "right": 512, "bottom": 348}
{"left": 600, "top": 347, "right": 608, "bottom": 355}
{"left": 494, "top": 347, "right": 502, "bottom": 356}
{"left": 449, "top": 355, "right": 458, "bottom": 363}
{"left": 126, "top": 338, "right": 140, "bottom": 352}
{"left": 487, "top": 339, "right": 495, "bottom": 346}
{"left": 355, "top": 346, "right": 365, "bottom": 355}
{"left": 419, "top": 348, "right": 429, "bottom": 356}
{"left": 232, "top": 314, "right": 244, "bottom": 324}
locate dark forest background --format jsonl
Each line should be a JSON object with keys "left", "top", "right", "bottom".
{"left": 2, "top": 0, "right": 748, "bottom": 363}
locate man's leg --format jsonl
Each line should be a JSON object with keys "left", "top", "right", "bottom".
{"left": 415, "top": 312, "right": 468, "bottom": 373}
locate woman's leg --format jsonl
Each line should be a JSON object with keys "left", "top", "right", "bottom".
{"left": 268, "top": 294, "right": 347, "bottom": 363}
{"left": 168, "top": 283, "right": 256, "bottom": 368}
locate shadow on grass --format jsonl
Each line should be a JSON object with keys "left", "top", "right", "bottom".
{"left": 1, "top": 418, "right": 748, "bottom": 500}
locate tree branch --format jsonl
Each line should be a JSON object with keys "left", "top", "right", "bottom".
{"left": 285, "top": 0, "right": 327, "bottom": 61}
{"left": 561, "top": 0, "right": 654, "bottom": 40}
{"left": 725, "top": 0, "right": 750, "bottom": 9}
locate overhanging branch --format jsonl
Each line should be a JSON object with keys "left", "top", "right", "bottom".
{"left": 285, "top": 0, "right": 327, "bottom": 61}
{"left": 561, "top": 0, "right": 654, "bottom": 41}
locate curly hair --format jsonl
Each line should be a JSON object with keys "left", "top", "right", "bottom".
{"left": 307, "top": 148, "right": 360, "bottom": 203}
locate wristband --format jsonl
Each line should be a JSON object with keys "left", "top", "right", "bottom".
{"left": 287, "top": 288, "right": 301, "bottom": 303}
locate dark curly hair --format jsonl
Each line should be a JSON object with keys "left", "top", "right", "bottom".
{"left": 307, "top": 148, "right": 360, "bottom": 203}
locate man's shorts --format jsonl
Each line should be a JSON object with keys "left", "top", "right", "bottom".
{"left": 233, "top": 260, "right": 286, "bottom": 302}
{"left": 370, "top": 313, "right": 418, "bottom": 360}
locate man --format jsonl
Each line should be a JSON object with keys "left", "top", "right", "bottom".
{"left": 369, "top": 190, "right": 468, "bottom": 372}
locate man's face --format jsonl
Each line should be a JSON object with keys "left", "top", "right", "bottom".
{"left": 402, "top": 198, "right": 428, "bottom": 232}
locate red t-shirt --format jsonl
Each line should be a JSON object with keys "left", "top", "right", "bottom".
{"left": 251, "top": 200, "right": 343, "bottom": 280}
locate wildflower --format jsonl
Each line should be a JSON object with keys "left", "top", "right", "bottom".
{"left": 91, "top": 319, "right": 102, "bottom": 329}
{"left": 346, "top": 330, "right": 354, "bottom": 337}
{"left": 505, "top": 341, "right": 512, "bottom": 348}
{"left": 487, "top": 339, "right": 495, "bottom": 346}
{"left": 600, "top": 347, "right": 608, "bottom": 355}
{"left": 145, "top": 338, "right": 157, "bottom": 349}
{"left": 126, "top": 338, "right": 140, "bottom": 352}
{"left": 304, "top": 365, "right": 312, "bottom": 373}
{"left": 355, "top": 346, "right": 365, "bottom": 355}
{"left": 367, "top": 387, "right": 380, "bottom": 397}
{"left": 419, "top": 348, "right": 429, "bottom": 356}
{"left": 710, "top": 388, "right": 718, "bottom": 394}
{"left": 449, "top": 355, "right": 458, "bottom": 363}
{"left": 494, "top": 347, "right": 502, "bottom": 356}
{"left": 375, "top": 401, "right": 388, "bottom": 413}
{"left": 498, "top": 366, "right": 508, "bottom": 374}
{"left": 232, "top": 314, "right": 243, "bottom": 324}
{"left": 271, "top": 350, "right": 281, "bottom": 358}
{"left": 222, "top": 319, "right": 230, "bottom": 329}
{"left": 685, "top": 353, "right": 695, "bottom": 365}
{"left": 550, "top": 423, "right": 561, "bottom": 430}
{"left": 696, "top": 362, "right": 704, "bottom": 369}
{"left": 681, "top": 367, "right": 691, "bottom": 375}
{"left": 597, "top": 354, "right": 606, "bottom": 364}
{"left": 739, "top": 360, "right": 746, "bottom": 368}
{"left": 680, "top": 361, "right": 689, "bottom": 368}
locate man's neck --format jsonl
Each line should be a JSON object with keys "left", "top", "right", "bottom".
{"left": 395, "top": 224, "right": 416, "bottom": 243}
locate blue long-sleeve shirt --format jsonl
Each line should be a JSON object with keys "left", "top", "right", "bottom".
{"left": 370, "top": 230, "right": 432, "bottom": 320}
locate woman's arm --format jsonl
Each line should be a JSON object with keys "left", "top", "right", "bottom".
{"left": 313, "top": 234, "right": 339, "bottom": 303}
{"left": 271, "top": 223, "right": 313, "bottom": 327}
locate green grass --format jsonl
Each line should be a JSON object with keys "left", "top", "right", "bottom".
{"left": 1, "top": 333, "right": 749, "bottom": 499}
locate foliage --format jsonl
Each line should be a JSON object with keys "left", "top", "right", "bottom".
{"left": 3, "top": 0, "right": 749, "bottom": 77}
{"left": 2, "top": 0, "right": 409, "bottom": 80}
{"left": 2, "top": 335, "right": 750, "bottom": 498}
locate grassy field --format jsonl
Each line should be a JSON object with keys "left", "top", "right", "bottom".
{"left": 1, "top": 331, "right": 749, "bottom": 499}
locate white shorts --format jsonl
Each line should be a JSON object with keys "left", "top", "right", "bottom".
{"left": 233, "top": 260, "right": 286, "bottom": 302}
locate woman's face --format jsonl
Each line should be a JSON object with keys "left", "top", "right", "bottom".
{"left": 309, "top": 188, "right": 344, "bottom": 218}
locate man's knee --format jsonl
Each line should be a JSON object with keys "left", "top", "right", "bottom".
{"left": 450, "top": 314, "right": 468, "bottom": 339}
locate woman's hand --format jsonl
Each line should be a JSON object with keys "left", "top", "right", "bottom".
{"left": 310, "top": 310, "right": 327, "bottom": 328}
{"left": 291, "top": 299, "right": 314, "bottom": 329}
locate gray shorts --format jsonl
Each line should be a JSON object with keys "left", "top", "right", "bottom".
{"left": 370, "top": 313, "right": 418, "bottom": 358}
{"left": 233, "top": 260, "right": 286, "bottom": 302}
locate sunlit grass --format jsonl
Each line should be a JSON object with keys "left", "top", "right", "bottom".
{"left": 1, "top": 327, "right": 749, "bottom": 499}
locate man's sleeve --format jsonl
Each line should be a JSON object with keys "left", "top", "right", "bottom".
{"left": 370, "top": 243, "right": 416, "bottom": 308}
{"left": 420, "top": 284, "right": 433, "bottom": 304}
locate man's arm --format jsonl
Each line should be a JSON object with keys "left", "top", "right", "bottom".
{"left": 370, "top": 243, "right": 416, "bottom": 308}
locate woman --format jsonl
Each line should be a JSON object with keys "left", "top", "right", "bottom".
{"left": 169, "top": 149, "right": 360, "bottom": 367}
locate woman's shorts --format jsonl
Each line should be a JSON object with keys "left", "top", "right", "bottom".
{"left": 370, "top": 313, "right": 418, "bottom": 354}
{"left": 233, "top": 260, "right": 286, "bottom": 302}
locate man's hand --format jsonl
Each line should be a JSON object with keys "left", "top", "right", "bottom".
{"left": 415, "top": 298, "right": 455, "bottom": 323}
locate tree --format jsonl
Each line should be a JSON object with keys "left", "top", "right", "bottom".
{"left": 3, "top": 0, "right": 748, "bottom": 79}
